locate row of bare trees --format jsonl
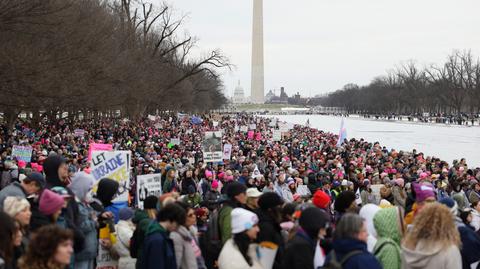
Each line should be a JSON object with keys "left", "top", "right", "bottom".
{"left": 0, "top": 0, "right": 230, "bottom": 127}
{"left": 321, "top": 51, "right": 480, "bottom": 115}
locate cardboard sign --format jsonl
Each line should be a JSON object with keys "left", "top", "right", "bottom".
{"left": 222, "top": 144, "right": 232, "bottom": 160}
{"left": 136, "top": 174, "right": 162, "bottom": 209}
{"left": 90, "top": 150, "right": 131, "bottom": 202}
{"left": 202, "top": 131, "right": 223, "bottom": 163}
{"left": 74, "top": 129, "right": 85, "bottom": 137}
{"left": 12, "top": 145, "right": 33, "bottom": 162}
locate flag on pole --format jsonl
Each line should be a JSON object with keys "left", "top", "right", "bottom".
{"left": 336, "top": 118, "right": 347, "bottom": 147}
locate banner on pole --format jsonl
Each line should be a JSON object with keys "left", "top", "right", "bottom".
{"left": 202, "top": 131, "right": 223, "bottom": 163}
{"left": 136, "top": 174, "right": 162, "bottom": 209}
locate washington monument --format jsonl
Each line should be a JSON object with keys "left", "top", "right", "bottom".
{"left": 251, "top": 0, "right": 264, "bottom": 103}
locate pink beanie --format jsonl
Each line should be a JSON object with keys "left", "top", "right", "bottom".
{"left": 211, "top": 180, "right": 219, "bottom": 189}
{"left": 419, "top": 172, "right": 428, "bottom": 180}
{"left": 39, "top": 189, "right": 64, "bottom": 216}
{"left": 395, "top": 178, "right": 404, "bottom": 187}
{"left": 225, "top": 175, "right": 234, "bottom": 182}
{"left": 18, "top": 160, "right": 27, "bottom": 169}
{"left": 205, "top": 170, "right": 213, "bottom": 178}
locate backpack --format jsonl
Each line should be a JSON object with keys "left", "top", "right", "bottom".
{"left": 203, "top": 206, "right": 224, "bottom": 268}
{"left": 322, "top": 250, "right": 363, "bottom": 269}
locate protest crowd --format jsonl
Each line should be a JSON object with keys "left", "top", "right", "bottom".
{"left": 1, "top": 113, "right": 480, "bottom": 269}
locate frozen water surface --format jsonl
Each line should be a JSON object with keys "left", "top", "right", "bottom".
{"left": 267, "top": 114, "right": 480, "bottom": 168}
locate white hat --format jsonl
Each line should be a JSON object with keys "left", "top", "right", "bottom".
{"left": 246, "top": 188, "right": 262, "bottom": 198}
{"left": 341, "top": 179, "right": 348, "bottom": 186}
{"left": 4, "top": 196, "right": 30, "bottom": 218}
{"left": 231, "top": 208, "right": 259, "bottom": 234}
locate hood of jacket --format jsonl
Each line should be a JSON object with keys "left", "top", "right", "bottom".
{"left": 43, "top": 155, "right": 66, "bottom": 188}
{"left": 401, "top": 241, "right": 444, "bottom": 268}
{"left": 145, "top": 220, "right": 167, "bottom": 236}
{"left": 373, "top": 207, "right": 403, "bottom": 244}
{"left": 69, "top": 172, "right": 95, "bottom": 201}
{"left": 332, "top": 238, "right": 368, "bottom": 255}
{"left": 359, "top": 204, "right": 381, "bottom": 238}
{"left": 96, "top": 178, "right": 119, "bottom": 207}
{"left": 173, "top": 226, "right": 193, "bottom": 241}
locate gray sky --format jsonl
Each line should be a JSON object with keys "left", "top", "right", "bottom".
{"left": 155, "top": 0, "right": 480, "bottom": 97}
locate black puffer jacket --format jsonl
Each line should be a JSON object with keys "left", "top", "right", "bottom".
{"left": 256, "top": 209, "right": 285, "bottom": 269}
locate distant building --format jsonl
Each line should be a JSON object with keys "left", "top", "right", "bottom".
{"left": 233, "top": 81, "right": 246, "bottom": 104}
{"left": 265, "top": 87, "right": 289, "bottom": 104}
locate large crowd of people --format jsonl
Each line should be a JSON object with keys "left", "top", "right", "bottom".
{"left": 0, "top": 113, "right": 480, "bottom": 269}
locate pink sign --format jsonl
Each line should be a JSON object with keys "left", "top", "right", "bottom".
{"left": 87, "top": 143, "right": 113, "bottom": 161}
{"left": 247, "top": 131, "right": 254, "bottom": 140}
{"left": 255, "top": 132, "right": 262, "bottom": 141}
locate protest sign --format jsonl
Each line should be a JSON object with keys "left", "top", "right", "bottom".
{"left": 222, "top": 144, "right": 232, "bottom": 160}
{"left": 137, "top": 174, "right": 162, "bottom": 209}
{"left": 88, "top": 143, "right": 113, "bottom": 162}
{"left": 278, "top": 122, "right": 289, "bottom": 132}
{"left": 90, "top": 150, "right": 130, "bottom": 202}
{"left": 74, "top": 129, "right": 85, "bottom": 137}
{"left": 272, "top": 130, "right": 282, "bottom": 141}
{"left": 247, "top": 130, "right": 255, "bottom": 140}
{"left": 96, "top": 244, "right": 118, "bottom": 269}
{"left": 240, "top": 126, "right": 248, "bottom": 132}
{"left": 202, "top": 131, "right": 223, "bottom": 163}
{"left": 297, "top": 185, "right": 311, "bottom": 197}
{"left": 170, "top": 138, "right": 181, "bottom": 145}
{"left": 249, "top": 124, "right": 257, "bottom": 130}
{"left": 12, "top": 145, "right": 33, "bottom": 162}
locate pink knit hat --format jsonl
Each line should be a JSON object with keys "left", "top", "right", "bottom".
{"left": 205, "top": 170, "right": 213, "bottom": 178}
{"left": 211, "top": 180, "right": 219, "bottom": 189}
{"left": 39, "top": 189, "right": 65, "bottom": 216}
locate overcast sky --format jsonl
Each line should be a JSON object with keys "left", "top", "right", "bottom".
{"left": 153, "top": 0, "right": 480, "bottom": 97}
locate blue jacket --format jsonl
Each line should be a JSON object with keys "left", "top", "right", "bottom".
{"left": 325, "top": 239, "right": 382, "bottom": 269}
{"left": 141, "top": 222, "right": 177, "bottom": 269}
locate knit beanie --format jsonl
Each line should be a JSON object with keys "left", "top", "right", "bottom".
{"left": 439, "top": 197, "right": 459, "bottom": 216}
{"left": 226, "top": 182, "right": 247, "bottom": 199}
{"left": 258, "top": 192, "right": 284, "bottom": 210}
{"left": 412, "top": 182, "right": 435, "bottom": 203}
{"left": 144, "top": 195, "right": 159, "bottom": 210}
{"left": 312, "top": 190, "right": 331, "bottom": 209}
{"left": 231, "top": 208, "right": 259, "bottom": 234}
{"left": 334, "top": 191, "right": 356, "bottom": 213}
{"left": 39, "top": 189, "right": 65, "bottom": 216}
{"left": 3, "top": 196, "right": 30, "bottom": 218}
{"left": 299, "top": 207, "right": 329, "bottom": 239}
{"left": 211, "top": 180, "right": 219, "bottom": 190}
{"left": 119, "top": 207, "right": 135, "bottom": 221}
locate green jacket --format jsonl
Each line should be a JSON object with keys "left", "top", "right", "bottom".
{"left": 218, "top": 205, "right": 233, "bottom": 245}
{"left": 373, "top": 207, "right": 402, "bottom": 269}
{"left": 183, "top": 193, "right": 202, "bottom": 208}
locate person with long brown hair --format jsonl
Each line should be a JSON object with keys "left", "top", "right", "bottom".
{"left": 0, "top": 212, "right": 16, "bottom": 269}
{"left": 18, "top": 225, "right": 73, "bottom": 269}
{"left": 401, "top": 203, "right": 462, "bottom": 269}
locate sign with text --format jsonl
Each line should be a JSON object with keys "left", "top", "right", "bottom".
{"left": 202, "top": 131, "right": 223, "bottom": 163}
{"left": 12, "top": 145, "right": 33, "bottom": 162}
{"left": 222, "top": 144, "right": 232, "bottom": 160}
{"left": 90, "top": 150, "right": 131, "bottom": 202}
{"left": 136, "top": 174, "right": 162, "bottom": 209}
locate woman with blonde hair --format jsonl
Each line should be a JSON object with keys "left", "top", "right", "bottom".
{"left": 401, "top": 203, "right": 462, "bottom": 269}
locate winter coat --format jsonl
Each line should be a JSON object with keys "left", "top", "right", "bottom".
{"left": 359, "top": 204, "right": 380, "bottom": 253}
{"left": 455, "top": 217, "right": 480, "bottom": 269}
{"left": 74, "top": 201, "right": 98, "bottom": 262}
{"left": 170, "top": 226, "right": 205, "bottom": 269}
{"left": 218, "top": 204, "right": 233, "bottom": 245}
{"left": 282, "top": 230, "right": 316, "bottom": 269}
{"left": 113, "top": 220, "right": 136, "bottom": 269}
{"left": 182, "top": 194, "right": 202, "bottom": 208}
{"left": 141, "top": 221, "right": 177, "bottom": 269}
{"left": 180, "top": 178, "right": 196, "bottom": 195}
{"left": 163, "top": 178, "right": 177, "bottom": 193}
{"left": 324, "top": 239, "right": 383, "bottom": 269}
{"left": 0, "top": 182, "right": 26, "bottom": 210}
{"left": 274, "top": 182, "right": 293, "bottom": 203}
{"left": 44, "top": 155, "right": 85, "bottom": 253}
{"left": 392, "top": 185, "right": 406, "bottom": 209}
{"left": 401, "top": 241, "right": 461, "bottom": 269}
{"left": 256, "top": 209, "right": 284, "bottom": 269}
{"left": 452, "top": 191, "right": 467, "bottom": 210}
{"left": 373, "top": 207, "right": 403, "bottom": 269}
{"left": 471, "top": 209, "right": 480, "bottom": 232}
{"left": 217, "top": 239, "right": 263, "bottom": 269}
